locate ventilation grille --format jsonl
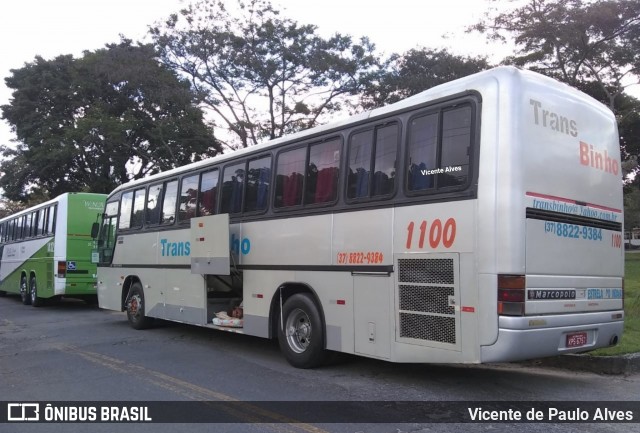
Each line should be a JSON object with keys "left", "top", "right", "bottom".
{"left": 397, "top": 257, "right": 457, "bottom": 345}
{"left": 399, "top": 313, "right": 456, "bottom": 344}
{"left": 398, "top": 258, "right": 454, "bottom": 284}
{"left": 399, "top": 285, "right": 454, "bottom": 315}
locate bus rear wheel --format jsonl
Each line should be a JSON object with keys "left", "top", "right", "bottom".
{"left": 126, "top": 283, "right": 153, "bottom": 330}
{"left": 30, "top": 277, "right": 42, "bottom": 307}
{"left": 278, "top": 293, "right": 328, "bottom": 369}
{"left": 20, "top": 275, "right": 31, "bottom": 305}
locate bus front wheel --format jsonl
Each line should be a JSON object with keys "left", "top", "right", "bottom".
{"left": 278, "top": 293, "right": 328, "bottom": 369}
{"left": 20, "top": 275, "right": 31, "bottom": 305}
{"left": 126, "top": 283, "right": 153, "bottom": 330}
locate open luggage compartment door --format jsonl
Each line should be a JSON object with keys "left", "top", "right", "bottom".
{"left": 190, "top": 214, "right": 231, "bottom": 275}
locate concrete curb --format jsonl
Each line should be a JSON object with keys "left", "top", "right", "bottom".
{"left": 524, "top": 352, "right": 640, "bottom": 375}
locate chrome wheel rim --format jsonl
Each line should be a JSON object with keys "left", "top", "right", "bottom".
{"left": 20, "top": 278, "right": 27, "bottom": 300}
{"left": 30, "top": 281, "right": 36, "bottom": 304}
{"left": 285, "top": 308, "right": 312, "bottom": 354}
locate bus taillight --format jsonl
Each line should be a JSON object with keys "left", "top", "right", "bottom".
{"left": 57, "top": 261, "right": 66, "bottom": 278}
{"left": 497, "top": 274, "right": 525, "bottom": 316}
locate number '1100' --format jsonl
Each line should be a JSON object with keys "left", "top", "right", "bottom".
{"left": 405, "top": 218, "right": 457, "bottom": 249}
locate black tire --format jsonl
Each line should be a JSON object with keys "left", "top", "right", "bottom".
{"left": 126, "top": 282, "right": 154, "bottom": 330}
{"left": 0, "top": 290, "right": 6, "bottom": 297}
{"left": 20, "top": 275, "right": 31, "bottom": 305}
{"left": 30, "top": 277, "right": 42, "bottom": 307}
{"left": 277, "top": 293, "right": 328, "bottom": 369}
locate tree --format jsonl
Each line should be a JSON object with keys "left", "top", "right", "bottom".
{"left": 0, "top": 190, "right": 51, "bottom": 219}
{"left": 1, "top": 41, "right": 219, "bottom": 202}
{"left": 470, "top": 0, "right": 640, "bottom": 163}
{"left": 624, "top": 186, "right": 640, "bottom": 231}
{"left": 361, "top": 48, "right": 491, "bottom": 109}
{"left": 150, "top": 0, "right": 380, "bottom": 150}
{"left": 0, "top": 197, "right": 26, "bottom": 219}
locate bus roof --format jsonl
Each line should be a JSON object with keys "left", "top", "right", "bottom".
{"left": 108, "top": 66, "right": 613, "bottom": 197}
{"left": 0, "top": 192, "right": 105, "bottom": 223}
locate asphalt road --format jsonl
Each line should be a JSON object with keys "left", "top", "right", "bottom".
{"left": 0, "top": 295, "right": 638, "bottom": 433}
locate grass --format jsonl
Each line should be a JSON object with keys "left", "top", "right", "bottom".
{"left": 591, "top": 252, "right": 640, "bottom": 356}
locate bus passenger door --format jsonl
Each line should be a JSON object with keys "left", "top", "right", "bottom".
{"left": 353, "top": 273, "right": 392, "bottom": 359}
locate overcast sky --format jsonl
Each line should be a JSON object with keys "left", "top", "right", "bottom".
{"left": 0, "top": 0, "right": 507, "bottom": 148}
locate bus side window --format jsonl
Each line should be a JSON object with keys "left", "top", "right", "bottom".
{"left": 439, "top": 106, "right": 471, "bottom": 188}
{"left": 347, "top": 130, "right": 373, "bottom": 199}
{"left": 99, "top": 200, "right": 120, "bottom": 262}
{"left": 198, "top": 169, "right": 219, "bottom": 216}
{"left": 25, "top": 212, "right": 38, "bottom": 238}
{"left": 131, "top": 188, "right": 146, "bottom": 228}
{"left": 306, "top": 138, "right": 341, "bottom": 205}
{"left": 146, "top": 183, "right": 163, "bottom": 225}
{"left": 221, "top": 162, "right": 245, "bottom": 214}
{"left": 245, "top": 156, "right": 271, "bottom": 213}
{"left": 179, "top": 174, "right": 199, "bottom": 222}
{"left": 373, "top": 124, "right": 398, "bottom": 196}
{"left": 274, "top": 147, "right": 305, "bottom": 208}
{"left": 48, "top": 205, "right": 56, "bottom": 235}
{"left": 161, "top": 181, "right": 179, "bottom": 225}
{"left": 37, "top": 209, "right": 45, "bottom": 236}
{"left": 407, "top": 113, "right": 438, "bottom": 192}
{"left": 17, "top": 216, "right": 24, "bottom": 240}
{"left": 118, "top": 191, "right": 134, "bottom": 230}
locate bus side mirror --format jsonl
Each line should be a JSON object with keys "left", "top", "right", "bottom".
{"left": 91, "top": 222, "right": 100, "bottom": 239}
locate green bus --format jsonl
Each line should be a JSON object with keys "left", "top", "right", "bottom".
{"left": 0, "top": 192, "right": 106, "bottom": 306}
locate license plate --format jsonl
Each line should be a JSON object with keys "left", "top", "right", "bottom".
{"left": 566, "top": 332, "right": 588, "bottom": 348}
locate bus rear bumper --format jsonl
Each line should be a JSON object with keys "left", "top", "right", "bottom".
{"left": 480, "top": 311, "right": 624, "bottom": 363}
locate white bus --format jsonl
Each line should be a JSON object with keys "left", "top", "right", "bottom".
{"left": 95, "top": 67, "right": 624, "bottom": 368}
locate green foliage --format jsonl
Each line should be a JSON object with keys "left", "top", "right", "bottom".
{"left": 150, "top": 0, "right": 380, "bottom": 149}
{"left": 617, "top": 95, "right": 640, "bottom": 165}
{"left": 0, "top": 197, "right": 26, "bottom": 219}
{"left": 0, "top": 41, "right": 220, "bottom": 202}
{"left": 361, "top": 48, "right": 491, "bottom": 109}
{"left": 624, "top": 188, "right": 640, "bottom": 231}
{"left": 592, "top": 253, "right": 640, "bottom": 356}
